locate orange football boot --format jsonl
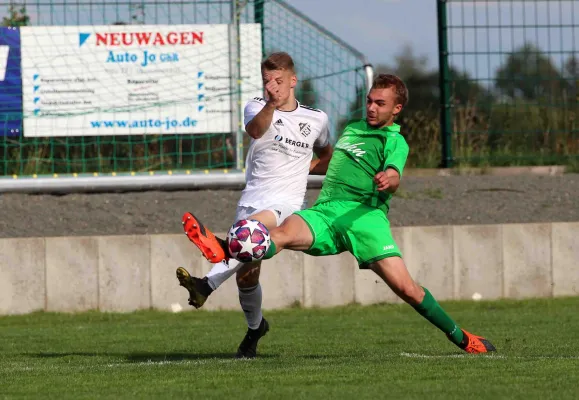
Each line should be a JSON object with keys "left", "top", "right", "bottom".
{"left": 182, "top": 212, "right": 228, "bottom": 263}
{"left": 454, "top": 329, "right": 497, "bottom": 354}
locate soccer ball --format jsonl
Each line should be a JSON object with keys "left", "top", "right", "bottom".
{"left": 226, "top": 219, "right": 271, "bottom": 263}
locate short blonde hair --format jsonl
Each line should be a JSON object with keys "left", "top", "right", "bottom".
{"left": 261, "top": 52, "right": 296, "bottom": 74}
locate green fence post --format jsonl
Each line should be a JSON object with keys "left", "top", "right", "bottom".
{"left": 437, "top": 0, "right": 453, "bottom": 168}
{"left": 254, "top": 0, "right": 265, "bottom": 59}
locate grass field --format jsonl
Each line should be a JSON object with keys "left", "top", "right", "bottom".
{"left": 2, "top": 297, "right": 579, "bottom": 399}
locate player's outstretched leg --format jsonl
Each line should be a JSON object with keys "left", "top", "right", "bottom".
{"left": 261, "top": 214, "right": 314, "bottom": 259}
{"left": 370, "top": 257, "right": 496, "bottom": 354}
{"left": 176, "top": 267, "right": 213, "bottom": 308}
{"left": 182, "top": 212, "right": 228, "bottom": 263}
{"left": 176, "top": 259, "right": 249, "bottom": 309}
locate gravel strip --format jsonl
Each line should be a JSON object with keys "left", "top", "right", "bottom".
{"left": 1, "top": 174, "right": 577, "bottom": 238}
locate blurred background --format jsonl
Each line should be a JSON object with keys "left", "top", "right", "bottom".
{"left": 1, "top": 0, "right": 577, "bottom": 182}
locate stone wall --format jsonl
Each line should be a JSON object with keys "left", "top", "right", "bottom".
{"left": 0, "top": 222, "right": 577, "bottom": 315}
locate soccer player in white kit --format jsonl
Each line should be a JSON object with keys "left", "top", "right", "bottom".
{"left": 177, "top": 52, "right": 334, "bottom": 358}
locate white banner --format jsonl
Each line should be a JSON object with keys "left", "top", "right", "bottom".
{"left": 20, "top": 24, "right": 262, "bottom": 137}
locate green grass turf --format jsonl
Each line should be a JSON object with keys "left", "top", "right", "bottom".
{"left": 1, "top": 297, "right": 578, "bottom": 399}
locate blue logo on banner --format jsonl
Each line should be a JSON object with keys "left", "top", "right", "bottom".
{"left": 0, "top": 27, "right": 23, "bottom": 136}
{"left": 79, "top": 33, "right": 91, "bottom": 47}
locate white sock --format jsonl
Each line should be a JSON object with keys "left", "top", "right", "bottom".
{"left": 238, "top": 284, "right": 263, "bottom": 330}
{"left": 206, "top": 259, "right": 243, "bottom": 290}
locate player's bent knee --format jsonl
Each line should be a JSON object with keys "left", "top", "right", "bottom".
{"left": 236, "top": 262, "right": 261, "bottom": 288}
{"left": 269, "top": 220, "right": 292, "bottom": 245}
{"left": 270, "top": 214, "right": 313, "bottom": 251}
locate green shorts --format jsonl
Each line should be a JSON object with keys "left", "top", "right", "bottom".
{"left": 294, "top": 200, "right": 402, "bottom": 268}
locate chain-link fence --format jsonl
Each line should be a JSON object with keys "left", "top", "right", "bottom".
{"left": 438, "top": 0, "right": 578, "bottom": 167}
{"left": 0, "top": 0, "right": 370, "bottom": 178}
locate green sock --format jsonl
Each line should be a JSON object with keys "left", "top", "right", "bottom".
{"left": 263, "top": 240, "right": 277, "bottom": 260}
{"left": 412, "top": 287, "right": 464, "bottom": 345}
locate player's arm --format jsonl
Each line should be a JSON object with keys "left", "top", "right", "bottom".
{"left": 309, "top": 143, "right": 333, "bottom": 175}
{"left": 374, "top": 167, "right": 401, "bottom": 193}
{"left": 309, "top": 112, "right": 333, "bottom": 175}
{"left": 245, "top": 102, "right": 276, "bottom": 139}
{"left": 245, "top": 75, "right": 283, "bottom": 139}
{"left": 374, "top": 136, "right": 409, "bottom": 194}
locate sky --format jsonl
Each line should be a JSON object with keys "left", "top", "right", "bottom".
{"left": 4, "top": 0, "right": 577, "bottom": 77}
{"left": 286, "top": 0, "right": 439, "bottom": 70}
{"left": 286, "top": 0, "right": 579, "bottom": 78}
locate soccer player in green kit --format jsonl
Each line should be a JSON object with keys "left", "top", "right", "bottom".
{"left": 184, "top": 74, "right": 496, "bottom": 354}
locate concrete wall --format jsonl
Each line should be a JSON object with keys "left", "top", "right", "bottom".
{"left": 0, "top": 222, "right": 577, "bottom": 315}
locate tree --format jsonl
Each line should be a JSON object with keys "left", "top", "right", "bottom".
{"left": 1, "top": 3, "right": 30, "bottom": 26}
{"left": 565, "top": 55, "right": 578, "bottom": 78}
{"left": 564, "top": 55, "right": 579, "bottom": 102}
{"left": 448, "top": 67, "right": 495, "bottom": 107}
{"left": 374, "top": 46, "right": 439, "bottom": 114}
{"left": 295, "top": 79, "right": 318, "bottom": 108}
{"left": 374, "top": 46, "right": 493, "bottom": 114}
{"left": 336, "top": 85, "right": 366, "bottom": 135}
{"left": 495, "top": 43, "right": 570, "bottom": 101}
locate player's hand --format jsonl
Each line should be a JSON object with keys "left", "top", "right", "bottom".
{"left": 374, "top": 171, "right": 390, "bottom": 191}
{"left": 264, "top": 76, "right": 283, "bottom": 107}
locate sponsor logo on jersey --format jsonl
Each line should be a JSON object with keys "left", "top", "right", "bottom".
{"left": 274, "top": 119, "right": 284, "bottom": 126}
{"left": 299, "top": 122, "right": 311, "bottom": 137}
{"left": 335, "top": 138, "right": 366, "bottom": 159}
{"left": 284, "top": 137, "right": 309, "bottom": 148}
{"left": 272, "top": 135, "right": 310, "bottom": 150}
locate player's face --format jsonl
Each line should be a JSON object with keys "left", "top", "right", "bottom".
{"left": 262, "top": 68, "right": 297, "bottom": 103}
{"left": 366, "top": 86, "right": 403, "bottom": 128}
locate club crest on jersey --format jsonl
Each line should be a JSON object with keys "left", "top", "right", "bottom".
{"left": 299, "top": 122, "right": 311, "bottom": 137}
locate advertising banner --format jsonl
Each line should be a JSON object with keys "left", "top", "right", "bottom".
{"left": 20, "top": 24, "right": 262, "bottom": 137}
{"left": 0, "top": 27, "right": 23, "bottom": 136}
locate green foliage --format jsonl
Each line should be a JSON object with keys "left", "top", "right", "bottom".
{"left": 496, "top": 43, "right": 571, "bottom": 101}
{"left": 295, "top": 79, "right": 318, "bottom": 109}
{"left": 0, "top": 134, "right": 235, "bottom": 175}
{"left": 1, "top": 3, "right": 29, "bottom": 26}
{"left": 342, "top": 44, "right": 578, "bottom": 168}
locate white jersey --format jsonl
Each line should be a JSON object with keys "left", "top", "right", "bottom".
{"left": 238, "top": 97, "right": 330, "bottom": 210}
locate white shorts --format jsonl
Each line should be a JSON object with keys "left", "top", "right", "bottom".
{"left": 234, "top": 202, "right": 302, "bottom": 228}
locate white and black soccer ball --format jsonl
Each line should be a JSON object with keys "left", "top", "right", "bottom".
{"left": 227, "top": 219, "right": 271, "bottom": 262}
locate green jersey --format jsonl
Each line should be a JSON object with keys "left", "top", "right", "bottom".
{"left": 315, "top": 119, "right": 409, "bottom": 214}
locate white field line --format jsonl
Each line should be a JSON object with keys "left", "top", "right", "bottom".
{"left": 0, "top": 358, "right": 245, "bottom": 373}
{"left": 400, "top": 352, "right": 579, "bottom": 360}
{"left": 2, "top": 353, "right": 578, "bottom": 374}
